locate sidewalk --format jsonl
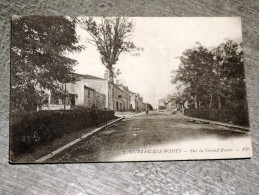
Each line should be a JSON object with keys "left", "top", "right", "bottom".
{"left": 13, "top": 117, "right": 123, "bottom": 163}
{"left": 182, "top": 115, "right": 250, "bottom": 132}
{"left": 35, "top": 117, "right": 124, "bottom": 163}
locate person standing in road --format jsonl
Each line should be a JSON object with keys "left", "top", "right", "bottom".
{"left": 146, "top": 107, "right": 149, "bottom": 115}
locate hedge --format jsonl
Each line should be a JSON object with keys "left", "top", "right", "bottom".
{"left": 184, "top": 108, "right": 249, "bottom": 126}
{"left": 10, "top": 108, "right": 116, "bottom": 157}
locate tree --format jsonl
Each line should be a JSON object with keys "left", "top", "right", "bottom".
{"left": 11, "top": 16, "right": 83, "bottom": 112}
{"left": 171, "top": 87, "right": 191, "bottom": 112}
{"left": 212, "top": 40, "right": 246, "bottom": 109}
{"left": 171, "top": 40, "right": 248, "bottom": 125}
{"left": 172, "top": 40, "right": 246, "bottom": 110}
{"left": 80, "top": 17, "right": 142, "bottom": 109}
{"left": 172, "top": 43, "right": 214, "bottom": 109}
{"left": 146, "top": 103, "right": 153, "bottom": 111}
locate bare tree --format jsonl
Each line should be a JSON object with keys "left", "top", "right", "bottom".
{"left": 80, "top": 17, "right": 142, "bottom": 109}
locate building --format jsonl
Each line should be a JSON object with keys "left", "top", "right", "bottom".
{"left": 130, "top": 92, "right": 139, "bottom": 112}
{"left": 129, "top": 92, "right": 146, "bottom": 112}
{"left": 117, "top": 83, "right": 131, "bottom": 112}
{"left": 38, "top": 74, "right": 107, "bottom": 110}
{"left": 138, "top": 97, "right": 146, "bottom": 111}
{"left": 158, "top": 99, "right": 165, "bottom": 110}
{"left": 71, "top": 74, "right": 109, "bottom": 109}
{"left": 112, "top": 83, "right": 123, "bottom": 111}
{"left": 158, "top": 97, "right": 176, "bottom": 111}
{"left": 38, "top": 73, "right": 148, "bottom": 112}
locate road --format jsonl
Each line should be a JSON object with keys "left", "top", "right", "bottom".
{"left": 48, "top": 111, "right": 252, "bottom": 162}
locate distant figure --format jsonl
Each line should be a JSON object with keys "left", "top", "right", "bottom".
{"left": 146, "top": 108, "right": 149, "bottom": 115}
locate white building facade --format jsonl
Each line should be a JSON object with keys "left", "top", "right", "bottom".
{"left": 38, "top": 73, "right": 149, "bottom": 112}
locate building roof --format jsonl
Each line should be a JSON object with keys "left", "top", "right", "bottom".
{"left": 82, "top": 74, "right": 106, "bottom": 80}
{"left": 72, "top": 73, "right": 106, "bottom": 80}
{"left": 117, "top": 84, "right": 130, "bottom": 91}
{"left": 129, "top": 91, "right": 138, "bottom": 95}
{"left": 84, "top": 85, "right": 95, "bottom": 91}
{"left": 113, "top": 83, "right": 123, "bottom": 91}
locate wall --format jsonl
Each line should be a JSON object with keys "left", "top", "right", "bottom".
{"left": 95, "top": 92, "right": 106, "bottom": 109}
{"left": 113, "top": 84, "right": 123, "bottom": 111}
{"left": 118, "top": 85, "right": 131, "bottom": 111}
{"left": 130, "top": 92, "right": 138, "bottom": 111}
{"left": 67, "top": 79, "right": 108, "bottom": 109}
{"left": 138, "top": 98, "right": 145, "bottom": 111}
{"left": 83, "top": 86, "right": 95, "bottom": 108}
{"left": 66, "top": 80, "right": 83, "bottom": 106}
{"left": 82, "top": 79, "right": 109, "bottom": 108}
{"left": 42, "top": 78, "right": 107, "bottom": 110}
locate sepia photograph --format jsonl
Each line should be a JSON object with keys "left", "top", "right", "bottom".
{"left": 10, "top": 16, "right": 252, "bottom": 163}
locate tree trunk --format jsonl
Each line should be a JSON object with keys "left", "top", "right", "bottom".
{"left": 63, "top": 83, "right": 66, "bottom": 110}
{"left": 209, "top": 93, "right": 213, "bottom": 108}
{"left": 108, "top": 82, "right": 114, "bottom": 110}
{"left": 25, "top": 84, "right": 38, "bottom": 112}
{"left": 217, "top": 92, "right": 221, "bottom": 109}
{"left": 194, "top": 90, "right": 198, "bottom": 109}
{"left": 108, "top": 68, "right": 114, "bottom": 110}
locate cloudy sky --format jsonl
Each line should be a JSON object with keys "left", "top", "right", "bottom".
{"left": 68, "top": 17, "right": 242, "bottom": 108}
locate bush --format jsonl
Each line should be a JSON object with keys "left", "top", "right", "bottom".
{"left": 10, "top": 108, "right": 116, "bottom": 157}
{"left": 184, "top": 108, "right": 249, "bottom": 126}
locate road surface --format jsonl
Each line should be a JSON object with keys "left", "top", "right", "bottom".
{"left": 48, "top": 111, "right": 252, "bottom": 162}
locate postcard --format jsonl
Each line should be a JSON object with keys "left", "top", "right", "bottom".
{"left": 10, "top": 16, "right": 252, "bottom": 163}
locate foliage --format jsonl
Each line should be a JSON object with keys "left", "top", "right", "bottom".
{"left": 172, "top": 40, "right": 249, "bottom": 125}
{"left": 10, "top": 108, "right": 116, "bottom": 157}
{"left": 172, "top": 40, "right": 247, "bottom": 110}
{"left": 80, "top": 17, "right": 142, "bottom": 82}
{"left": 185, "top": 108, "right": 249, "bottom": 127}
{"left": 146, "top": 103, "right": 153, "bottom": 110}
{"left": 172, "top": 43, "right": 214, "bottom": 109}
{"left": 11, "top": 16, "right": 84, "bottom": 112}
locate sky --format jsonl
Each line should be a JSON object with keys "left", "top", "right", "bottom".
{"left": 67, "top": 17, "right": 242, "bottom": 108}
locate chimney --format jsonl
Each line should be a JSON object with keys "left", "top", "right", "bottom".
{"left": 116, "top": 80, "right": 119, "bottom": 85}
{"left": 104, "top": 72, "right": 108, "bottom": 80}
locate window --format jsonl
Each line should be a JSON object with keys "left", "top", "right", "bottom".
{"left": 88, "top": 89, "right": 91, "bottom": 98}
